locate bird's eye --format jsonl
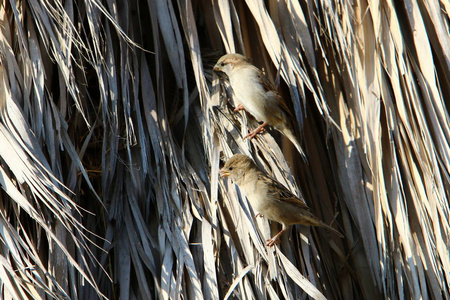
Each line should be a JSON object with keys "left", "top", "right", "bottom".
{"left": 228, "top": 167, "right": 233, "bottom": 171}
{"left": 220, "top": 62, "right": 225, "bottom": 67}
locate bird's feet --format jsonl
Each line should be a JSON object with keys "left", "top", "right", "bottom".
{"left": 254, "top": 213, "right": 264, "bottom": 219}
{"left": 266, "top": 229, "right": 286, "bottom": 247}
{"left": 266, "top": 237, "right": 281, "bottom": 247}
{"left": 233, "top": 104, "right": 246, "bottom": 112}
{"left": 244, "top": 122, "right": 268, "bottom": 140}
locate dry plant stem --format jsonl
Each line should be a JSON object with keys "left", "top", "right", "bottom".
{"left": 244, "top": 122, "right": 268, "bottom": 139}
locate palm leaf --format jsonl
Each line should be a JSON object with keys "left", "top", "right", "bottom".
{"left": 0, "top": 0, "right": 449, "bottom": 299}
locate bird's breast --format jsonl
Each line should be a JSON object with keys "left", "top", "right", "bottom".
{"left": 238, "top": 180, "right": 271, "bottom": 214}
{"left": 229, "top": 70, "right": 269, "bottom": 122}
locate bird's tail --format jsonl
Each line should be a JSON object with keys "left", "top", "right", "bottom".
{"left": 281, "top": 127, "right": 307, "bottom": 162}
{"left": 320, "top": 222, "right": 344, "bottom": 238}
{"left": 299, "top": 211, "right": 343, "bottom": 238}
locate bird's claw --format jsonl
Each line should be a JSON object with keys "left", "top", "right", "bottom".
{"left": 254, "top": 213, "right": 264, "bottom": 219}
{"left": 266, "top": 229, "right": 285, "bottom": 247}
{"left": 233, "top": 104, "right": 246, "bottom": 112}
{"left": 243, "top": 131, "right": 257, "bottom": 140}
{"left": 243, "top": 123, "right": 267, "bottom": 140}
{"left": 266, "top": 237, "right": 280, "bottom": 247}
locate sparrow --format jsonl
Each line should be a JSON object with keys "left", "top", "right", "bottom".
{"left": 219, "top": 154, "right": 342, "bottom": 247}
{"left": 213, "top": 53, "right": 306, "bottom": 160}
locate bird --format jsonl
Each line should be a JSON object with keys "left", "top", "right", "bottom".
{"left": 219, "top": 154, "right": 342, "bottom": 247}
{"left": 213, "top": 53, "right": 306, "bottom": 160}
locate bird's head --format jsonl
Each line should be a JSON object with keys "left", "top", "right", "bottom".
{"left": 213, "top": 53, "right": 249, "bottom": 76}
{"left": 219, "top": 154, "right": 256, "bottom": 184}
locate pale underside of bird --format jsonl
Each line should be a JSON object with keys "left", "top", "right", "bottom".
{"left": 220, "top": 154, "right": 342, "bottom": 247}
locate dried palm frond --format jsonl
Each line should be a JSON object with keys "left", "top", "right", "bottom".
{"left": 0, "top": 0, "right": 449, "bottom": 299}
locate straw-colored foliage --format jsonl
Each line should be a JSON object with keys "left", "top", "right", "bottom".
{"left": 1, "top": 0, "right": 449, "bottom": 299}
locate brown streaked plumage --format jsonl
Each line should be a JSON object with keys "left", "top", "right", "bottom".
{"left": 213, "top": 53, "right": 306, "bottom": 160}
{"left": 220, "top": 154, "right": 342, "bottom": 247}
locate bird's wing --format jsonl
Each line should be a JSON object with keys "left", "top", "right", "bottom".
{"left": 262, "top": 174, "right": 310, "bottom": 210}
{"left": 252, "top": 66, "right": 296, "bottom": 122}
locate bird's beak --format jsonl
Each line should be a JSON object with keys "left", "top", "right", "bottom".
{"left": 213, "top": 64, "right": 221, "bottom": 72}
{"left": 219, "top": 168, "right": 229, "bottom": 177}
